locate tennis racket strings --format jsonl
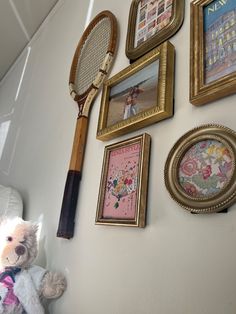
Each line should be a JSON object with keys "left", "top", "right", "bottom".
{"left": 75, "top": 18, "right": 112, "bottom": 95}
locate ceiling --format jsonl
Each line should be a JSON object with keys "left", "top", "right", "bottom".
{"left": 0, "top": 0, "right": 59, "bottom": 82}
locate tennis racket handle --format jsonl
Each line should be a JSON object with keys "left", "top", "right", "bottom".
{"left": 57, "top": 170, "right": 81, "bottom": 239}
{"left": 69, "top": 116, "right": 88, "bottom": 171}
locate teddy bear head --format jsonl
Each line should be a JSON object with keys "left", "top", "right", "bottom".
{"left": 0, "top": 217, "right": 38, "bottom": 269}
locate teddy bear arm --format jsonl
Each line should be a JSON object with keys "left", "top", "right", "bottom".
{"left": 41, "top": 271, "right": 66, "bottom": 299}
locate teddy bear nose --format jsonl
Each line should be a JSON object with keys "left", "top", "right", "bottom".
{"left": 15, "top": 245, "right": 26, "bottom": 256}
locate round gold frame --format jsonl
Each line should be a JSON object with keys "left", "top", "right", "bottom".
{"left": 164, "top": 124, "right": 236, "bottom": 213}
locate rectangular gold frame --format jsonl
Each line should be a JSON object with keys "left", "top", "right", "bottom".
{"left": 190, "top": 0, "right": 236, "bottom": 105}
{"left": 95, "top": 133, "right": 151, "bottom": 227}
{"left": 96, "top": 41, "right": 175, "bottom": 141}
{"left": 126, "top": 0, "right": 184, "bottom": 60}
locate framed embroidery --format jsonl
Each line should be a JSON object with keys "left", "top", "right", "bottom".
{"left": 125, "top": 0, "right": 184, "bottom": 60}
{"left": 164, "top": 124, "right": 236, "bottom": 213}
{"left": 95, "top": 133, "right": 151, "bottom": 227}
{"left": 190, "top": 0, "right": 236, "bottom": 105}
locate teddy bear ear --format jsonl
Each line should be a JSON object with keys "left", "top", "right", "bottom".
{"left": 24, "top": 222, "right": 39, "bottom": 238}
{"left": 30, "top": 223, "right": 39, "bottom": 235}
{"left": 0, "top": 215, "right": 19, "bottom": 227}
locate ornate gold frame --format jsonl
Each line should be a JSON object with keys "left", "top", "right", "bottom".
{"left": 95, "top": 133, "right": 151, "bottom": 227}
{"left": 190, "top": 0, "right": 236, "bottom": 105}
{"left": 164, "top": 124, "right": 236, "bottom": 213}
{"left": 126, "top": 0, "right": 184, "bottom": 60}
{"left": 96, "top": 41, "right": 174, "bottom": 141}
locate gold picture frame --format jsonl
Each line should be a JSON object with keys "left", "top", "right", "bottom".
{"left": 164, "top": 124, "right": 236, "bottom": 213}
{"left": 96, "top": 41, "right": 174, "bottom": 141}
{"left": 190, "top": 0, "right": 236, "bottom": 105}
{"left": 95, "top": 133, "right": 151, "bottom": 227}
{"left": 126, "top": 0, "right": 184, "bottom": 60}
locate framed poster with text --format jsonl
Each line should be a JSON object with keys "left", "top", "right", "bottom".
{"left": 190, "top": 0, "right": 236, "bottom": 105}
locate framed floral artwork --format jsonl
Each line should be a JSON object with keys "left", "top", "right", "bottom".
{"left": 95, "top": 133, "right": 151, "bottom": 227}
{"left": 190, "top": 0, "right": 236, "bottom": 105}
{"left": 126, "top": 0, "right": 184, "bottom": 60}
{"left": 164, "top": 124, "right": 236, "bottom": 213}
{"left": 96, "top": 41, "right": 174, "bottom": 141}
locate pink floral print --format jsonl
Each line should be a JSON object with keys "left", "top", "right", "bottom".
{"left": 201, "top": 165, "right": 212, "bottom": 180}
{"left": 180, "top": 159, "right": 198, "bottom": 176}
{"left": 178, "top": 140, "right": 234, "bottom": 198}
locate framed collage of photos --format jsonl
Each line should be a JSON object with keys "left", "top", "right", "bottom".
{"left": 95, "top": 134, "right": 151, "bottom": 227}
{"left": 126, "top": 0, "right": 184, "bottom": 60}
{"left": 190, "top": 0, "right": 236, "bottom": 105}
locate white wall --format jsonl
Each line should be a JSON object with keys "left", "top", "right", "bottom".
{"left": 1, "top": 0, "right": 236, "bottom": 313}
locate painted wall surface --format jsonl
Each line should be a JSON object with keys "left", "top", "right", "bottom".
{"left": 0, "top": 0, "right": 236, "bottom": 313}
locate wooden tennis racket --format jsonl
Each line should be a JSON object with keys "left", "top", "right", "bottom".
{"left": 57, "top": 11, "right": 117, "bottom": 239}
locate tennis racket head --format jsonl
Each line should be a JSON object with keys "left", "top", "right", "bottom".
{"left": 69, "top": 10, "right": 118, "bottom": 115}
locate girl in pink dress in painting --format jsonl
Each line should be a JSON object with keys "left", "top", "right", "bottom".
{"left": 123, "top": 85, "right": 143, "bottom": 120}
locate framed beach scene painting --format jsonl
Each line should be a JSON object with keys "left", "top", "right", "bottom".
{"left": 97, "top": 41, "right": 174, "bottom": 141}
{"left": 106, "top": 59, "right": 159, "bottom": 127}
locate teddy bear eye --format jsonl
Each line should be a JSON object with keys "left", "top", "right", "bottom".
{"left": 6, "top": 236, "right": 13, "bottom": 242}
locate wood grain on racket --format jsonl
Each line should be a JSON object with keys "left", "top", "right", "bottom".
{"left": 57, "top": 11, "right": 117, "bottom": 239}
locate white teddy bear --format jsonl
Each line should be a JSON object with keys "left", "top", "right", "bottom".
{"left": 0, "top": 217, "right": 66, "bottom": 314}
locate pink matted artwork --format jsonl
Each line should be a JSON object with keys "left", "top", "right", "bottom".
{"left": 102, "top": 142, "right": 141, "bottom": 219}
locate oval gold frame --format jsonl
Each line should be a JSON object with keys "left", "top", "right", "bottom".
{"left": 164, "top": 124, "right": 236, "bottom": 213}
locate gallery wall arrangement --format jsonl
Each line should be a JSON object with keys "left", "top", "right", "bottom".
{"left": 57, "top": 0, "right": 236, "bottom": 233}
{"left": 2, "top": 0, "right": 236, "bottom": 313}
{"left": 95, "top": 0, "right": 236, "bottom": 224}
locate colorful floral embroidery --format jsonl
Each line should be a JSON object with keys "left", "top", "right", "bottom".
{"left": 179, "top": 140, "right": 234, "bottom": 198}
